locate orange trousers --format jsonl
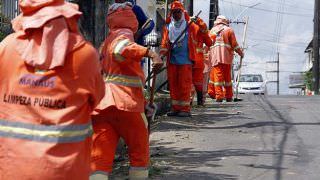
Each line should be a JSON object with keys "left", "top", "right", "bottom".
{"left": 203, "top": 71, "right": 210, "bottom": 102}
{"left": 207, "top": 70, "right": 216, "bottom": 99}
{"left": 168, "top": 64, "right": 192, "bottom": 112}
{"left": 91, "top": 107, "right": 149, "bottom": 174}
{"left": 192, "top": 67, "right": 204, "bottom": 92}
{"left": 209, "top": 64, "right": 233, "bottom": 100}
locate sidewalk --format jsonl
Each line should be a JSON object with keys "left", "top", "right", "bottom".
{"left": 149, "top": 100, "right": 247, "bottom": 179}
{"left": 111, "top": 98, "right": 252, "bottom": 179}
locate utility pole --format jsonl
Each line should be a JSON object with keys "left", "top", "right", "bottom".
{"left": 277, "top": 52, "right": 280, "bottom": 95}
{"left": 209, "top": 0, "right": 219, "bottom": 29}
{"left": 189, "top": 0, "right": 194, "bottom": 16}
{"left": 266, "top": 52, "right": 280, "bottom": 95}
{"left": 313, "top": 0, "right": 320, "bottom": 95}
{"left": 234, "top": 17, "right": 249, "bottom": 99}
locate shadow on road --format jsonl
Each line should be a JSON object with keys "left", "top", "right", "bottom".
{"left": 149, "top": 143, "right": 298, "bottom": 179}
{"left": 150, "top": 95, "right": 317, "bottom": 180}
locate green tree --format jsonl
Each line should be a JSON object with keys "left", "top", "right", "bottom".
{"left": 304, "top": 71, "right": 313, "bottom": 90}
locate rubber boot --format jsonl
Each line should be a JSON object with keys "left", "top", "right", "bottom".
{"left": 226, "top": 98, "right": 233, "bottom": 102}
{"left": 177, "top": 111, "right": 192, "bottom": 117}
{"left": 197, "top": 91, "right": 204, "bottom": 106}
{"left": 167, "top": 111, "right": 179, "bottom": 116}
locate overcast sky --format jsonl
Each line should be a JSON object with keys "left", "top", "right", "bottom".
{"left": 218, "top": 0, "right": 314, "bottom": 95}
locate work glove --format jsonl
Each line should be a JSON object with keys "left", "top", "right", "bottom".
{"left": 190, "top": 16, "right": 208, "bottom": 33}
{"left": 160, "top": 54, "right": 167, "bottom": 63}
{"left": 190, "top": 15, "right": 198, "bottom": 23}
{"left": 147, "top": 50, "right": 164, "bottom": 73}
{"left": 238, "top": 48, "right": 245, "bottom": 58}
{"left": 194, "top": 17, "right": 208, "bottom": 33}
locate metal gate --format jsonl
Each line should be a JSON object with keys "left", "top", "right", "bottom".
{"left": 1, "top": 0, "right": 19, "bottom": 20}
{"left": 143, "top": 31, "right": 168, "bottom": 93}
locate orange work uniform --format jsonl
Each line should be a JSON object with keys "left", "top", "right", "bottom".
{"left": 160, "top": 1, "right": 212, "bottom": 112}
{"left": 90, "top": 4, "right": 150, "bottom": 179}
{"left": 203, "top": 45, "right": 213, "bottom": 101}
{"left": 208, "top": 16, "right": 243, "bottom": 101}
{"left": 0, "top": 1, "right": 105, "bottom": 179}
{"left": 192, "top": 29, "right": 213, "bottom": 105}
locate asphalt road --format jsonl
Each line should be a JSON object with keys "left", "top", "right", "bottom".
{"left": 150, "top": 94, "right": 320, "bottom": 180}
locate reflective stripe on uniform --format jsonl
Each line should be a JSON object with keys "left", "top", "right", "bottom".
{"left": 90, "top": 171, "right": 109, "bottom": 176}
{"left": 114, "top": 39, "right": 132, "bottom": 62}
{"left": 234, "top": 45, "right": 241, "bottom": 50}
{"left": 210, "top": 29, "right": 217, "bottom": 35}
{"left": 0, "top": 119, "right": 92, "bottom": 143}
{"left": 212, "top": 42, "right": 232, "bottom": 49}
{"left": 214, "top": 82, "right": 225, "bottom": 86}
{"left": 225, "top": 82, "right": 233, "bottom": 87}
{"left": 172, "top": 100, "right": 190, "bottom": 106}
{"left": 90, "top": 171, "right": 109, "bottom": 180}
{"left": 200, "top": 29, "right": 208, "bottom": 33}
{"left": 209, "top": 80, "right": 215, "bottom": 85}
{"left": 196, "top": 48, "right": 203, "bottom": 53}
{"left": 34, "top": 69, "right": 48, "bottom": 75}
{"left": 210, "top": 28, "right": 224, "bottom": 36}
{"left": 192, "top": 38, "right": 198, "bottom": 45}
{"left": 159, "top": 48, "right": 168, "bottom": 53}
{"left": 105, "top": 74, "right": 143, "bottom": 88}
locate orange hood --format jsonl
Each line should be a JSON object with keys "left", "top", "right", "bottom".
{"left": 12, "top": 0, "right": 84, "bottom": 70}
{"left": 171, "top": 0, "right": 184, "bottom": 11}
{"left": 107, "top": 3, "right": 138, "bottom": 33}
{"left": 166, "top": 1, "right": 189, "bottom": 24}
{"left": 166, "top": 0, "right": 190, "bottom": 24}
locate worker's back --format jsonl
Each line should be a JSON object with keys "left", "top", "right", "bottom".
{"left": 0, "top": 1, "right": 106, "bottom": 178}
{"left": 0, "top": 32, "right": 105, "bottom": 179}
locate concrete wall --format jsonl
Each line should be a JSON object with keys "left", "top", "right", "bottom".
{"left": 136, "top": 0, "right": 157, "bottom": 26}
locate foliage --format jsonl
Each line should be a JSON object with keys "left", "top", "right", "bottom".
{"left": 304, "top": 71, "right": 314, "bottom": 90}
{"left": 0, "top": 31, "right": 6, "bottom": 41}
{"left": 0, "top": 13, "right": 12, "bottom": 42}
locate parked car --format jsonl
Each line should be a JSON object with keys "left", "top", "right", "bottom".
{"left": 234, "top": 74, "right": 267, "bottom": 95}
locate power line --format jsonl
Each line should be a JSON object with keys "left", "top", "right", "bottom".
{"left": 248, "top": 33, "right": 310, "bottom": 46}
{"left": 263, "top": 0, "right": 313, "bottom": 11}
{"left": 249, "top": 37, "right": 308, "bottom": 48}
{"left": 247, "top": 28, "right": 281, "bottom": 40}
{"left": 221, "top": 0, "right": 313, "bottom": 17}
